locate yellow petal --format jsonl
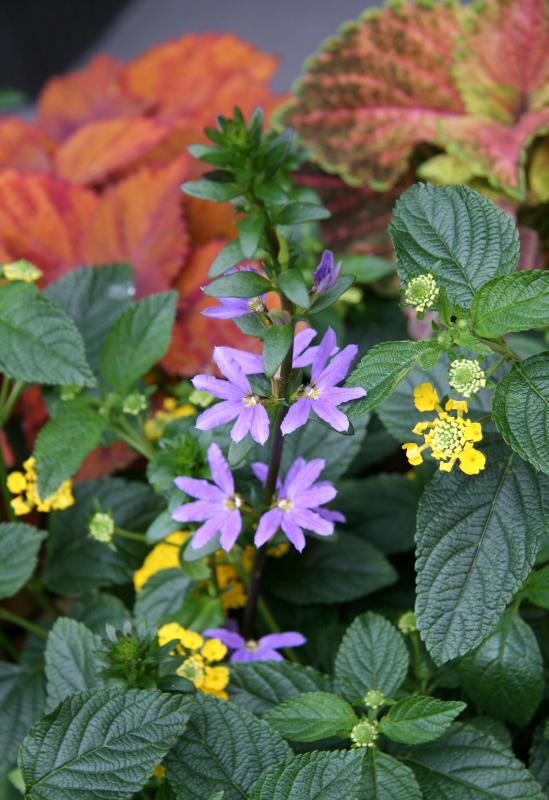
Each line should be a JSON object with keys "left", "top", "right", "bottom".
{"left": 6, "top": 471, "right": 27, "bottom": 494}
{"left": 201, "top": 639, "right": 227, "bottom": 663}
{"left": 445, "top": 399, "right": 468, "bottom": 414}
{"left": 157, "top": 622, "right": 187, "bottom": 648}
{"left": 11, "top": 496, "right": 32, "bottom": 516}
{"left": 413, "top": 383, "right": 439, "bottom": 412}
{"left": 463, "top": 421, "right": 482, "bottom": 442}
{"left": 459, "top": 447, "right": 486, "bottom": 475}
{"left": 438, "top": 459, "right": 455, "bottom": 472}
{"left": 412, "top": 421, "right": 429, "bottom": 435}
{"left": 203, "top": 665, "right": 230, "bottom": 691}
{"left": 179, "top": 629, "right": 204, "bottom": 651}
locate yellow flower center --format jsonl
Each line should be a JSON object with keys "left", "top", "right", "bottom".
{"left": 243, "top": 393, "right": 260, "bottom": 407}
{"left": 277, "top": 497, "right": 293, "bottom": 512}
{"left": 224, "top": 493, "right": 243, "bottom": 511}
{"left": 428, "top": 417, "right": 466, "bottom": 458}
{"left": 303, "top": 383, "right": 321, "bottom": 400}
{"left": 248, "top": 298, "right": 266, "bottom": 313}
{"left": 245, "top": 639, "right": 260, "bottom": 652}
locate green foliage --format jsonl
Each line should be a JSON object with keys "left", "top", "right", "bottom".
{"left": 262, "top": 324, "right": 293, "bottom": 377}
{"left": 264, "top": 691, "right": 358, "bottom": 742}
{"left": 44, "top": 619, "right": 106, "bottom": 712}
{"left": 204, "top": 271, "right": 271, "bottom": 298}
{"left": 228, "top": 661, "right": 332, "bottom": 715}
{"left": 134, "top": 568, "right": 191, "bottom": 627}
{"left": 379, "top": 696, "right": 465, "bottom": 744}
{"left": 0, "top": 523, "right": 45, "bottom": 599}
{"left": 249, "top": 750, "right": 364, "bottom": 800}
{"left": 361, "top": 751, "right": 422, "bottom": 800}
{"left": 0, "top": 642, "right": 45, "bottom": 772}
{"left": 524, "top": 566, "right": 549, "bottom": 610}
{"left": 471, "top": 271, "right": 549, "bottom": 339}
{"left": 277, "top": 269, "right": 310, "bottom": 307}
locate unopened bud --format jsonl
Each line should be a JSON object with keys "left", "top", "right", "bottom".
{"left": 89, "top": 512, "right": 115, "bottom": 543}
{"left": 122, "top": 392, "right": 147, "bottom": 415}
{"left": 3, "top": 259, "right": 43, "bottom": 283}
{"left": 404, "top": 274, "right": 438, "bottom": 313}
{"left": 364, "top": 689, "right": 385, "bottom": 710}
{"left": 350, "top": 719, "right": 378, "bottom": 748}
{"left": 448, "top": 359, "right": 486, "bottom": 398}
{"left": 398, "top": 611, "right": 417, "bottom": 635}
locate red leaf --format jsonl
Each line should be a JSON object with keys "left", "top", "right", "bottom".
{"left": 82, "top": 156, "right": 189, "bottom": 296}
{"left": 76, "top": 442, "right": 137, "bottom": 481}
{"left": 55, "top": 116, "right": 169, "bottom": 185}
{"left": 0, "top": 171, "right": 98, "bottom": 281}
{"left": 162, "top": 241, "right": 260, "bottom": 376}
{"left": 38, "top": 54, "right": 146, "bottom": 141}
{"left": 0, "top": 119, "right": 53, "bottom": 173}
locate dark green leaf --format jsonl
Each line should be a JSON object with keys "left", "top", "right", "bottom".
{"left": 134, "top": 568, "right": 191, "bottom": 627}
{"left": 0, "top": 523, "right": 45, "bottom": 599}
{"left": 229, "top": 661, "right": 332, "bottom": 715}
{"left": 0, "top": 283, "right": 95, "bottom": 386}
{"left": 0, "top": 644, "right": 45, "bottom": 771}
{"left": 165, "top": 695, "right": 291, "bottom": 800}
{"left": 262, "top": 324, "right": 293, "bottom": 377}
{"left": 249, "top": 750, "right": 364, "bottom": 800}
{"left": 264, "top": 691, "right": 358, "bottom": 742}
{"left": 278, "top": 269, "right": 310, "bottom": 307}
{"left": 471, "top": 271, "right": 549, "bottom": 339}
{"left": 416, "top": 438, "right": 546, "bottom": 663}
{"left": 20, "top": 687, "right": 191, "bottom": 800}
{"left": 145, "top": 511, "right": 182, "bottom": 544}
{"left": 44, "top": 619, "right": 106, "bottom": 712}
{"left": 529, "top": 722, "right": 549, "bottom": 796}
{"left": 493, "top": 354, "right": 549, "bottom": 474}
{"left": 176, "top": 595, "right": 224, "bottom": 631}
{"left": 389, "top": 184, "right": 519, "bottom": 307}
{"left": 181, "top": 179, "right": 241, "bottom": 202}
{"left": 276, "top": 202, "right": 330, "bottom": 224}
{"left": 458, "top": 610, "right": 543, "bottom": 727}
{"left": 524, "top": 566, "right": 549, "bottom": 609}
{"left": 379, "top": 696, "right": 465, "bottom": 744}
{"left": 72, "top": 591, "right": 131, "bottom": 634}
{"left": 341, "top": 254, "right": 395, "bottom": 283}
{"left": 208, "top": 240, "right": 245, "bottom": 278}
{"left": 309, "top": 275, "right": 354, "bottom": 313}
{"left": 204, "top": 271, "right": 270, "bottom": 298}
{"left": 335, "top": 612, "right": 409, "bottom": 702}
{"left": 238, "top": 216, "right": 263, "bottom": 258}
{"left": 361, "top": 750, "right": 422, "bottom": 800}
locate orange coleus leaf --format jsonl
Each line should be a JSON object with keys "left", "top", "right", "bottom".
{"left": 0, "top": 170, "right": 98, "bottom": 281}
{"left": 38, "top": 54, "right": 146, "bottom": 141}
{"left": 281, "top": 2, "right": 465, "bottom": 190}
{"left": 0, "top": 119, "right": 54, "bottom": 173}
{"left": 124, "top": 33, "right": 278, "bottom": 132}
{"left": 82, "top": 156, "right": 189, "bottom": 296}
{"left": 162, "top": 240, "right": 260, "bottom": 376}
{"left": 55, "top": 116, "right": 170, "bottom": 185}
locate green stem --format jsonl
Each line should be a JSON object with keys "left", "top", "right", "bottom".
{"left": 0, "top": 607, "right": 47, "bottom": 638}
{"left": 115, "top": 527, "right": 148, "bottom": 544}
{"left": 485, "top": 355, "right": 507, "bottom": 379}
{"left": 115, "top": 419, "right": 155, "bottom": 460}
{"left": 0, "top": 377, "right": 10, "bottom": 410}
{"left": 0, "top": 380, "right": 23, "bottom": 426}
{"left": 0, "top": 436, "right": 14, "bottom": 521}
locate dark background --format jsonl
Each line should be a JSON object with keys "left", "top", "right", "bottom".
{"left": 1, "top": 0, "right": 377, "bottom": 97}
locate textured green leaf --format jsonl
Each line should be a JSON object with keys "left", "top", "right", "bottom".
{"left": 20, "top": 687, "right": 191, "bottom": 800}
{"left": 347, "top": 340, "right": 439, "bottom": 418}
{"left": 265, "top": 691, "right": 358, "bottom": 742}
{"left": 458, "top": 610, "right": 544, "bottom": 727}
{"left": 203, "top": 271, "right": 270, "bottom": 298}
{"left": 44, "top": 619, "right": 106, "bottom": 712}
{"left": 134, "top": 568, "right": 191, "bottom": 627}
{"left": 471, "top": 271, "right": 549, "bottom": 339}
{"left": 165, "top": 694, "right": 292, "bottom": 800}
{"left": 35, "top": 399, "right": 105, "bottom": 498}
{"left": 276, "top": 202, "right": 330, "bottom": 224}
{"left": 416, "top": 438, "right": 546, "bottom": 664}
{"left": 308, "top": 275, "right": 354, "bottom": 313}
{"left": 262, "top": 324, "right": 293, "bottom": 378}
{"left": 0, "top": 644, "right": 45, "bottom": 771}
{"left": 266, "top": 535, "right": 396, "bottom": 605}
{"left": 229, "top": 662, "right": 332, "bottom": 715}
{"left": 493, "top": 354, "right": 549, "bottom": 474}
{"left": 44, "top": 479, "right": 160, "bottom": 595}
{"left": 277, "top": 269, "right": 310, "bottom": 308}
{"left": 44, "top": 264, "right": 134, "bottom": 369}
{"left": 0, "top": 283, "right": 95, "bottom": 386}
{"left": 402, "top": 723, "right": 545, "bottom": 800}
{"left": 335, "top": 612, "right": 409, "bottom": 702}
{"left": 72, "top": 591, "right": 131, "bottom": 634}
{"left": 529, "top": 722, "right": 549, "bottom": 797}
{"left": 100, "top": 291, "right": 177, "bottom": 394}
{"left": 524, "top": 566, "right": 549, "bottom": 610}
{"left": 249, "top": 750, "right": 364, "bottom": 800}
{"left": 361, "top": 750, "right": 422, "bottom": 800}
{"left": 0, "top": 523, "right": 45, "bottom": 599}
{"left": 389, "top": 184, "right": 519, "bottom": 307}
{"left": 379, "top": 696, "right": 465, "bottom": 744}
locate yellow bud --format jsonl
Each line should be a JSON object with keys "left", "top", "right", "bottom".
{"left": 6, "top": 471, "right": 27, "bottom": 494}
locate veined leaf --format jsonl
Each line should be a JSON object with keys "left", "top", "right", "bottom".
{"left": 524, "top": 566, "right": 549, "bottom": 610}
{"left": 249, "top": 750, "right": 364, "bottom": 800}
{"left": 529, "top": 722, "right": 549, "bottom": 796}
{"left": 277, "top": 269, "right": 310, "bottom": 308}
{"left": 229, "top": 661, "right": 332, "bottom": 715}
{"left": 0, "top": 523, "right": 45, "bottom": 600}
{"left": 44, "top": 619, "right": 106, "bottom": 712}
{"left": 361, "top": 750, "right": 422, "bottom": 800}
{"left": 203, "top": 271, "right": 270, "bottom": 298}
{"left": 264, "top": 691, "right": 358, "bottom": 742}
{"left": 0, "top": 644, "right": 45, "bottom": 772}
{"left": 416, "top": 438, "right": 546, "bottom": 664}
{"left": 134, "top": 568, "right": 191, "bottom": 627}
{"left": 471, "top": 271, "right": 549, "bottom": 339}
{"left": 379, "top": 696, "right": 465, "bottom": 744}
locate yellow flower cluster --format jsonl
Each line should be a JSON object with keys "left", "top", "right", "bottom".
{"left": 403, "top": 383, "right": 486, "bottom": 475}
{"left": 157, "top": 622, "right": 229, "bottom": 699}
{"left": 144, "top": 398, "right": 196, "bottom": 440}
{"left": 3, "top": 259, "right": 43, "bottom": 283}
{"left": 7, "top": 457, "right": 74, "bottom": 515}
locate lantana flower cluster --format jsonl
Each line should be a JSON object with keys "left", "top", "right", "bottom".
{"left": 7, "top": 456, "right": 74, "bottom": 516}
{"left": 157, "top": 623, "right": 230, "bottom": 699}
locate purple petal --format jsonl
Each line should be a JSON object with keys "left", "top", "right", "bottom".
{"left": 320, "top": 386, "right": 366, "bottom": 405}
{"left": 250, "top": 404, "right": 270, "bottom": 445}
{"left": 190, "top": 514, "right": 225, "bottom": 548}
{"left": 316, "top": 345, "right": 358, "bottom": 390}
{"left": 216, "top": 347, "right": 263, "bottom": 375}
{"left": 259, "top": 632, "right": 306, "bottom": 649}
{"left": 207, "top": 442, "right": 234, "bottom": 495}
{"left": 291, "top": 328, "right": 317, "bottom": 365}
{"left": 219, "top": 509, "right": 242, "bottom": 551}
{"left": 195, "top": 401, "right": 241, "bottom": 430}
{"left": 285, "top": 458, "right": 325, "bottom": 496}
{"left": 311, "top": 327, "right": 337, "bottom": 382}
{"left": 280, "top": 514, "right": 306, "bottom": 551}
{"left": 312, "top": 400, "right": 350, "bottom": 432}
{"left": 251, "top": 462, "right": 268, "bottom": 486}
{"left": 317, "top": 507, "right": 346, "bottom": 523}
{"left": 202, "top": 298, "right": 250, "bottom": 319}
{"left": 280, "top": 398, "right": 311, "bottom": 435}
{"left": 171, "top": 500, "right": 217, "bottom": 523}
{"left": 255, "top": 508, "right": 283, "bottom": 547}
{"left": 213, "top": 347, "right": 250, "bottom": 390}
{"left": 296, "top": 484, "right": 337, "bottom": 508}
{"left": 192, "top": 374, "right": 241, "bottom": 400}
{"left": 204, "top": 629, "right": 246, "bottom": 649}
{"left": 231, "top": 406, "right": 253, "bottom": 442}
{"left": 173, "top": 477, "right": 224, "bottom": 502}
{"left": 230, "top": 648, "right": 268, "bottom": 662}
{"left": 280, "top": 457, "right": 306, "bottom": 494}
{"left": 291, "top": 507, "right": 334, "bottom": 536}
{"left": 253, "top": 648, "right": 284, "bottom": 661}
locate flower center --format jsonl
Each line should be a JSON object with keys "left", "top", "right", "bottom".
{"left": 248, "top": 298, "right": 265, "bottom": 313}
{"left": 277, "top": 497, "right": 293, "bottom": 512}
{"left": 243, "top": 393, "right": 260, "bottom": 408}
{"left": 245, "top": 639, "right": 260, "bottom": 652}
{"left": 224, "top": 493, "right": 243, "bottom": 511}
{"left": 303, "top": 383, "right": 321, "bottom": 400}
{"left": 429, "top": 418, "right": 466, "bottom": 457}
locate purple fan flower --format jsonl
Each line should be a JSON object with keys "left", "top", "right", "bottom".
{"left": 217, "top": 328, "right": 338, "bottom": 375}
{"left": 172, "top": 443, "right": 243, "bottom": 551}
{"left": 202, "top": 266, "right": 267, "bottom": 319}
{"left": 252, "top": 459, "right": 345, "bottom": 525}
{"left": 204, "top": 628, "right": 306, "bottom": 662}
{"left": 192, "top": 347, "right": 269, "bottom": 445}
{"left": 254, "top": 457, "right": 337, "bottom": 551}
{"left": 280, "top": 327, "right": 366, "bottom": 435}
{"left": 312, "top": 250, "right": 341, "bottom": 293}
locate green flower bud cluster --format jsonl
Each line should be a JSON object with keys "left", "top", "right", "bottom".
{"left": 350, "top": 719, "right": 378, "bottom": 748}
{"left": 122, "top": 392, "right": 148, "bottom": 415}
{"left": 88, "top": 512, "right": 115, "bottom": 543}
{"left": 2, "top": 259, "right": 43, "bottom": 283}
{"left": 448, "top": 359, "right": 486, "bottom": 398}
{"left": 404, "top": 274, "right": 438, "bottom": 313}
{"left": 364, "top": 689, "right": 386, "bottom": 710}
{"left": 398, "top": 611, "right": 417, "bottom": 635}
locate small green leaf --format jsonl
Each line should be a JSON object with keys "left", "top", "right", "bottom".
{"left": 341, "top": 254, "right": 395, "bottom": 283}
{"left": 524, "top": 566, "right": 549, "bottom": 609}
{"left": 249, "top": 750, "right": 363, "bottom": 800}
{"left": 379, "top": 696, "right": 465, "bottom": 744}
{"left": 493, "top": 353, "right": 549, "bottom": 474}
{"left": 0, "top": 283, "right": 95, "bottom": 387}
{"left": 100, "top": 291, "right": 177, "bottom": 394}
{"left": 20, "top": 687, "right": 192, "bottom": 800}
{"left": 181, "top": 178, "right": 241, "bottom": 202}
{"left": 335, "top": 612, "right": 409, "bottom": 702}
{"left": 458, "top": 610, "right": 544, "bottom": 727}
{"left": 35, "top": 399, "right": 105, "bottom": 498}
{"left": 471, "top": 271, "right": 549, "bottom": 338}
{"left": 308, "top": 275, "right": 354, "bottom": 313}
{"left": 229, "top": 661, "right": 332, "bottom": 715}
{"left": 0, "top": 523, "right": 45, "bottom": 599}
{"left": 276, "top": 202, "right": 330, "bottom": 224}
{"left": 134, "top": 568, "right": 191, "bottom": 627}
{"left": 204, "top": 271, "right": 271, "bottom": 298}
{"left": 262, "top": 324, "right": 293, "bottom": 377}
{"left": 44, "top": 619, "right": 106, "bottom": 712}
{"left": 145, "top": 511, "right": 181, "bottom": 544}
{"left": 264, "top": 691, "right": 358, "bottom": 742}
{"left": 277, "top": 269, "right": 310, "bottom": 307}
{"left": 238, "top": 215, "right": 263, "bottom": 258}
{"left": 361, "top": 750, "right": 422, "bottom": 800}
{"left": 208, "top": 240, "right": 245, "bottom": 278}
{"left": 165, "top": 695, "right": 291, "bottom": 800}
